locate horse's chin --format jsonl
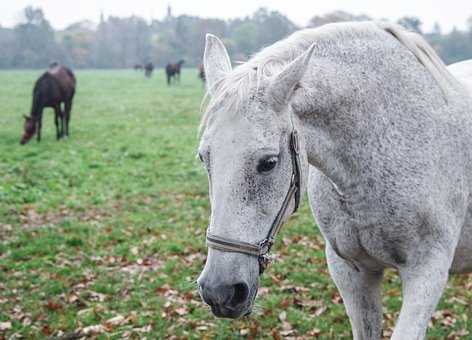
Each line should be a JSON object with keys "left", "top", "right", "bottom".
{"left": 210, "top": 305, "right": 252, "bottom": 319}
{"left": 20, "top": 133, "right": 33, "bottom": 145}
{"left": 209, "top": 286, "right": 258, "bottom": 319}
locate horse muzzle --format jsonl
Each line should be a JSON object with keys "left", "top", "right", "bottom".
{"left": 197, "top": 278, "right": 255, "bottom": 318}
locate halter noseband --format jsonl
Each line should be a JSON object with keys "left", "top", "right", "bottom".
{"left": 206, "top": 129, "right": 301, "bottom": 274}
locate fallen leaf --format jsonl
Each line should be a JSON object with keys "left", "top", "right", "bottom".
{"left": 279, "top": 299, "right": 291, "bottom": 309}
{"left": 45, "top": 299, "right": 63, "bottom": 311}
{"left": 42, "top": 325, "right": 53, "bottom": 336}
{"left": 271, "top": 329, "right": 282, "bottom": 340}
{"left": 0, "top": 321, "right": 12, "bottom": 331}
{"left": 278, "top": 311, "right": 287, "bottom": 322}
{"left": 104, "top": 314, "right": 126, "bottom": 329}
{"left": 175, "top": 306, "right": 188, "bottom": 316}
{"left": 282, "top": 321, "right": 292, "bottom": 331}
{"left": 307, "top": 328, "right": 322, "bottom": 336}
{"left": 81, "top": 324, "right": 105, "bottom": 335}
{"left": 240, "top": 328, "right": 249, "bottom": 336}
{"left": 331, "top": 292, "right": 343, "bottom": 304}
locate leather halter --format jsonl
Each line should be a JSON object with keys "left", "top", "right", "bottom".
{"left": 206, "top": 129, "right": 302, "bottom": 274}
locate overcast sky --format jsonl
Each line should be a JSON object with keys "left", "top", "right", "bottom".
{"left": 1, "top": 0, "right": 471, "bottom": 32}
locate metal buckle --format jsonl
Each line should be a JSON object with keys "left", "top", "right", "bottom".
{"left": 257, "top": 238, "right": 275, "bottom": 274}
{"left": 258, "top": 238, "right": 274, "bottom": 255}
{"left": 258, "top": 254, "right": 273, "bottom": 274}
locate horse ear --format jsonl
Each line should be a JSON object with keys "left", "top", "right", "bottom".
{"left": 267, "top": 43, "right": 316, "bottom": 112}
{"left": 204, "top": 34, "right": 232, "bottom": 95}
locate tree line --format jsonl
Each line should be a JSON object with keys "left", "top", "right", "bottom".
{"left": 0, "top": 7, "right": 471, "bottom": 69}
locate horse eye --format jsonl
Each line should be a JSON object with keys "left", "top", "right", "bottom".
{"left": 257, "top": 156, "right": 278, "bottom": 173}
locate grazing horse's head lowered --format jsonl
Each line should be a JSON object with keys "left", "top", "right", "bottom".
{"left": 196, "top": 34, "right": 314, "bottom": 318}
{"left": 21, "top": 115, "right": 36, "bottom": 145}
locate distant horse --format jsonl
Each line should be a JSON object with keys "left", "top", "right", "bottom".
{"left": 165, "top": 60, "right": 185, "bottom": 85}
{"left": 144, "top": 63, "right": 154, "bottom": 78}
{"left": 198, "top": 64, "right": 205, "bottom": 83}
{"left": 21, "top": 65, "right": 76, "bottom": 145}
{"left": 134, "top": 64, "right": 143, "bottom": 71}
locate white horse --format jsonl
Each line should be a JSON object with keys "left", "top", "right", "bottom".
{"left": 196, "top": 21, "right": 472, "bottom": 340}
{"left": 449, "top": 59, "right": 472, "bottom": 95}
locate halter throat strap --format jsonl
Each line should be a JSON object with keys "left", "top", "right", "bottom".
{"left": 206, "top": 129, "right": 301, "bottom": 274}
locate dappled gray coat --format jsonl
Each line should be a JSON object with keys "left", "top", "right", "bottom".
{"left": 197, "top": 21, "right": 472, "bottom": 340}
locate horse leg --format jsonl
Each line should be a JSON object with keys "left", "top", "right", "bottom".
{"left": 36, "top": 114, "right": 42, "bottom": 142}
{"left": 60, "top": 103, "right": 65, "bottom": 138}
{"left": 391, "top": 245, "right": 454, "bottom": 340}
{"left": 54, "top": 105, "right": 61, "bottom": 139}
{"left": 64, "top": 100, "right": 72, "bottom": 137}
{"left": 326, "top": 244, "right": 383, "bottom": 340}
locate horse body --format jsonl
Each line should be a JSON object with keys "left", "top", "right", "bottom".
{"left": 298, "top": 27, "right": 472, "bottom": 272}
{"left": 144, "top": 62, "right": 154, "bottom": 77}
{"left": 448, "top": 59, "right": 472, "bottom": 95}
{"left": 21, "top": 65, "right": 76, "bottom": 144}
{"left": 197, "top": 22, "right": 472, "bottom": 339}
{"left": 446, "top": 59, "right": 472, "bottom": 273}
{"left": 166, "top": 60, "right": 185, "bottom": 85}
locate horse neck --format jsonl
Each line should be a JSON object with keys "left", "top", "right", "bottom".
{"left": 30, "top": 89, "right": 44, "bottom": 121}
{"left": 291, "top": 36, "right": 449, "bottom": 190}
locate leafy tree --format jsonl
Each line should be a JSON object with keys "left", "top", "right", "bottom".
{"left": 231, "top": 22, "right": 259, "bottom": 58}
{"left": 439, "top": 28, "right": 472, "bottom": 64}
{"left": 12, "top": 6, "right": 61, "bottom": 68}
{"left": 228, "top": 8, "right": 297, "bottom": 60}
{"left": 0, "top": 27, "right": 15, "bottom": 68}
{"left": 58, "top": 21, "right": 96, "bottom": 67}
{"left": 1, "top": 6, "right": 472, "bottom": 69}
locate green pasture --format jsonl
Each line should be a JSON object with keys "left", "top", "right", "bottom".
{"left": 0, "top": 70, "right": 470, "bottom": 339}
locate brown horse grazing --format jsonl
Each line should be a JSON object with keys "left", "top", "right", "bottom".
{"left": 198, "top": 64, "right": 205, "bottom": 83}
{"left": 165, "top": 60, "right": 185, "bottom": 85}
{"left": 21, "top": 65, "right": 76, "bottom": 145}
{"left": 144, "top": 62, "right": 154, "bottom": 78}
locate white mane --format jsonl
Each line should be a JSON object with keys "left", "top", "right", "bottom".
{"left": 200, "top": 21, "right": 462, "bottom": 134}
{"left": 377, "top": 22, "right": 462, "bottom": 95}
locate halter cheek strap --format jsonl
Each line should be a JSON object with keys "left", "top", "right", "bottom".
{"left": 206, "top": 129, "right": 301, "bottom": 274}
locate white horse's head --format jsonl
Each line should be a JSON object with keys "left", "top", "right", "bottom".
{"left": 197, "top": 34, "right": 314, "bottom": 318}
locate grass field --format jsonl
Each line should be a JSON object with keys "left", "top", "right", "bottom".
{"left": 0, "top": 69, "right": 470, "bottom": 339}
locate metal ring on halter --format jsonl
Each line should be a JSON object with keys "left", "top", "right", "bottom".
{"left": 206, "top": 129, "right": 301, "bottom": 274}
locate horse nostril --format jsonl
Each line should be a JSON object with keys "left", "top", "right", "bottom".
{"left": 199, "top": 279, "right": 250, "bottom": 310}
{"left": 230, "top": 282, "right": 249, "bottom": 307}
{"left": 199, "top": 281, "right": 219, "bottom": 307}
